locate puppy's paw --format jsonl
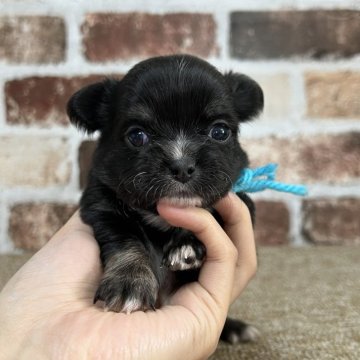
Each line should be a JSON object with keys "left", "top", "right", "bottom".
{"left": 94, "top": 267, "right": 159, "bottom": 313}
{"left": 163, "top": 239, "right": 206, "bottom": 271}
{"left": 221, "top": 318, "right": 261, "bottom": 344}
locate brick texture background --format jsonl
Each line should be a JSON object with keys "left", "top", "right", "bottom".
{"left": 0, "top": 0, "right": 359, "bottom": 253}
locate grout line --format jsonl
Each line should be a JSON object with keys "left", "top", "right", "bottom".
{"left": 214, "top": 10, "right": 230, "bottom": 62}
{"left": 0, "top": 80, "right": 6, "bottom": 131}
{"left": 288, "top": 198, "right": 308, "bottom": 246}
{"left": 0, "top": 0, "right": 359, "bottom": 13}
{"left": 240, "top": 119, "right": 360, "bottom": 139}
{"left": 251, "top": 183, "right": 360, "bottom": 199}
{"left": 1, "top": 59, "right": 360, "bottom": 80}
{"left": 0, "top": 125, "right": 74, "bottom": 137}
{"left": 64, "top": 7, "right": 85, "bottom": 66}
{"left": 289, "top": 66, "right": 307, "bottom": 126}
{"left": 0, "top": 197, "right": 14, "bottom": 253}
{"left": 3, "top": 188, "right": 82, "bottom": 206}
{"left": 1, "top": 119, "right": 360, "bottom": 142}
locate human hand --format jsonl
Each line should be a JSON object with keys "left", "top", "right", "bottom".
{"left": 0, "top": 193, "right": 256, "bottom": 360}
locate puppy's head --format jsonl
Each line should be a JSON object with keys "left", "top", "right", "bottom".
{"left": 68, "top": 55, "right": 263, "bottom": 209}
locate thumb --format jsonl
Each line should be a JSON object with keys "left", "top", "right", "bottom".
{"left": 157, "top": 203, "right": 237, "bottom": 310}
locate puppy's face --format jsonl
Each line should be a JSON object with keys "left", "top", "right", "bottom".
{"left": 68, "top": 55, "right": 263, "bottom": 209}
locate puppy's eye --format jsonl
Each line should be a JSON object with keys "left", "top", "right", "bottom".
{"left": 127, "top": 128, "right": 149, "bottom": 147}
{"left": 209, "top": 123, "right": 231, "bottom": 141}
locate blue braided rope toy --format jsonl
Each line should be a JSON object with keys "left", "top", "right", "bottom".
{"left": 232, "top": 163, "right": 308, "bottom": 196}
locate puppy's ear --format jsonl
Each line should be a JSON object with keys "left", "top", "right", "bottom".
{"left": 67, "top": 79, "right": 118, "bottom": 133}
{"left": 224, "top": 72, "right": 264, "bottom": 122}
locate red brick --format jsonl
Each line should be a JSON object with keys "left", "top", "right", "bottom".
{"left": 82, "top": 13, "right": 217, "bottom": 61}
{"left": 306, "top": 72, "right": 360, "bottom": 119}
{"left": 242, "top": 132, "right": 360, "bottom": 185}
{"left": 5, "top": 75, "right": 111, "bottom": 127}
{"left": 0, "top": 16, "right": 65, "bottom": 64}
{"left": 254, "top": 201, "right": 290, "bottom": 245}
{"left": 230, "top": 11, "right": 360, "bottom": 59}
{"left": 79, "top": 140, "right": 97, "bottom": 188}
{"left": 302, "top": 198, "right": 360, "bottom": 245}
{"left": 9, "top": 203, "right": 77, "bottom": 251}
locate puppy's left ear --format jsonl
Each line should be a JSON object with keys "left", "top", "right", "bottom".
{"left": 224, "top": 72, "right": 264, "bottom": 122}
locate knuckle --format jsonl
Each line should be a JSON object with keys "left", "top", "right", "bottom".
{"left": 195, "top": 211, "right": 215, "bottom": 234}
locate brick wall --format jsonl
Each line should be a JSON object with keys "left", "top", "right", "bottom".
{"left": 0, "top": 0, "right": 359, "bottom": 253}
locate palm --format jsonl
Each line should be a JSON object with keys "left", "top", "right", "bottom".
{"left": 2, "top": 222, "right": 216, "bottom": 359}
{"left": 0, "top": 196, "right": 256, "bottom": 360}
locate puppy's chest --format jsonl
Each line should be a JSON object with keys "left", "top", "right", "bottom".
{"left": 137, "top": 207, "right": 216, "bottom": 233}
{"left": 138, "top": 209, "right": 173, "bottom": 232}
{"left": 137, "top": 209, "right": 194, "bottom": 252}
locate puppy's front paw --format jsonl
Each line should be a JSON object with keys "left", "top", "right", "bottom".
{"left": 94, "top": 267, "right": 159, "bottom": 313}
{"left": 221, "top": 318, "right": 261, "bottom": 344}
{"left": 163, "top": 239, "right": 206, "bottom": 271}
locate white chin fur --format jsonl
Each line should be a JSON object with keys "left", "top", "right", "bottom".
{"left": 160, "top": 196, "right": 203, "bottom": 207}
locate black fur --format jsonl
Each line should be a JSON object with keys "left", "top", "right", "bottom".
{"left": 68, "top": 54, "right": 263, "bottom": 343}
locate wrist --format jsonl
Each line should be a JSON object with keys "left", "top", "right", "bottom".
{"left": 0, "top": 321, "right": 23, "bottom": 359}
{"left": 0, "top": 294, "right": 44, "bottom": 359}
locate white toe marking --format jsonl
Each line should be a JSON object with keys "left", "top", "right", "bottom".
{"left": 168, "top": 245, "right": 203, "bottom": 271}
{"left": 227, "top": 324, "right": 261, "bottom": 344}
{"left": 241, "top": 325, "right": 261, "bottom": 342}
{"left": 121, "top": 297, "right": 143, "bottom": 314}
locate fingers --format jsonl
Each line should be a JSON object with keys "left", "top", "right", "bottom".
{"left": 27, "top": 210, "right": 101, "bottom": 300}
{"left": 157, "top": 193, "right": 257, "bottom": 307}
{"left": 157, "top": 202, "right": 238, "bottom": 309}
{"left": 214, "top": 193, "right": 257, "bottom": 302}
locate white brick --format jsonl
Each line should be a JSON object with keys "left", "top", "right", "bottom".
{"left": 0, "top": 136, "right": 71, "bottom": 187}
{"left": 252, "top": 74, "right": 291, "bottom": 120}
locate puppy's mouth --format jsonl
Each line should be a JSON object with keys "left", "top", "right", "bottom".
{"left": 159, "top": 196, "right": 203, "bottom": 207}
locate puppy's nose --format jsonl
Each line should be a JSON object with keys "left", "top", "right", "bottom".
{"left": 169, "top": 158, "right": 196, "bottom": 183}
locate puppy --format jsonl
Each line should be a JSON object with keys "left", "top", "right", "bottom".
{"left": 67, "top": 54, "right": 263, "bottom": 343}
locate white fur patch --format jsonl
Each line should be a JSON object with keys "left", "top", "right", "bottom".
{"left": 228, "top": 325, "right": 261, "bottom": 344}
{"left": 167, "top": 244, "right": 203, "bottom": 271}
{"left": 138, "top": 195, "right": 202, "bottom": 231}
{"left": 160, "top": 196, "right": 202, "bottom": 207}
{"left": 121, "top": 297, "right": 143, "bottom": 314}
{"left": 168, "top": 134, "right": 190, "bottom": 160}
{"left": 139, "top": 210, "right": 172, "bottom": 231}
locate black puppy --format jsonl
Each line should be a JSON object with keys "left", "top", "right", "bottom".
{"left": 68, "top": 54, "right": 263, "bottom": 343}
